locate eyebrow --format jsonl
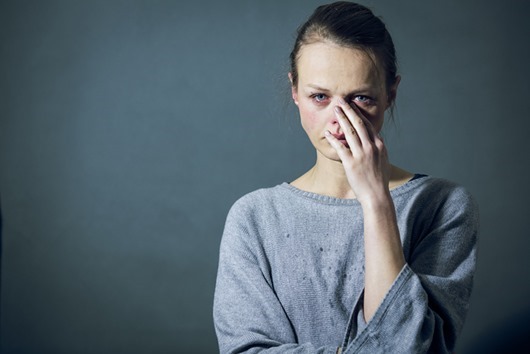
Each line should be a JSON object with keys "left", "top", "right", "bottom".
{"left": 305, "top": 83, "right": 374, "bottom": 94}
{"left": 306, "top": 84, "right": 331, "bottom": 92}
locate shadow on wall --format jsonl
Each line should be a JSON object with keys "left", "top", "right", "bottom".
{"left": 465, "top": 308, "right": 530, "bottom": 354}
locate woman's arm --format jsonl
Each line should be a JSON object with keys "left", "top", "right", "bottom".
{"left": 342, "top": 186, "right": 478, "bottom": 353}
{"left": 361, "top": 193, "right": 405, "bottom": 322}
{"left": 325, "top": 98, "right": 406, "bottom": 322}
{"left": 325, "top": 99, "right": 478, "bottom": 353}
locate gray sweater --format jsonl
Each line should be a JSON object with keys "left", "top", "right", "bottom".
{"left": 213, "top": 176, "right": 478, "bottom": 353}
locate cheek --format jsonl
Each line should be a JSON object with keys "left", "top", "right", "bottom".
{"left": 373, "top": 118, "right": 384, "bottom": 132}
{"left": 299, "top": 104, "right": 322, "bottom": 133}
{"left": 372, "top": 109, "right": 386, "bottom": 132}
{"left": 358, "top": 106, "right": 385, "bottom": 132}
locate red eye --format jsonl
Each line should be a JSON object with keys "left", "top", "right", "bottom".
{"left": 311, "top": 94, "right": 328, "bottom": 103}
{"left": 353, "top": 95, "right": 375, "bottom": 105}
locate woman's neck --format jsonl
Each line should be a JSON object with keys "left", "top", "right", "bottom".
{"left": 290, "top": 152, "right": 414, "bottom": 199}
{"left": 292, "top": 154, "right": 355, "bottom": 199}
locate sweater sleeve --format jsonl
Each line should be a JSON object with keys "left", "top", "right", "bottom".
{"left": 341, "top": 185, "right": 479, "bottom": 354}
{"left": 213, "top": 198, "right": 339, "bottom": 354}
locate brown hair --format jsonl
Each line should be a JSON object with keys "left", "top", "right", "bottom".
{"left": 289, "top": 1, "right": 397, "bottom": 95}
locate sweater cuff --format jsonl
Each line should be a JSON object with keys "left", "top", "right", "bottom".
{"left": 342, "top": 263, "right": 413, "bottom": 352}
{"left": 361, "top": 263, "right": 413, "bottom": 330}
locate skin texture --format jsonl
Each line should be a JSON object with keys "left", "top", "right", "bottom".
{"left": 289, "top": 41, "right": 411, "bottom": 330}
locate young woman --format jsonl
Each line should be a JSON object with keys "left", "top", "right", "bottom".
{"left": 213, "top": 2, "right": 478, "bottom": 353}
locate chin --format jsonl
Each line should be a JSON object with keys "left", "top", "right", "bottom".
{"left": 327, "top": 154, "right": 343, "bottom": 163}
{"left": 316, "top": 145, "right": 343, "bottom": 163}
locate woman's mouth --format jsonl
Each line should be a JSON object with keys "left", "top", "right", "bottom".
{"left": 331, "top": 133, "right": 349, "bottom": 147}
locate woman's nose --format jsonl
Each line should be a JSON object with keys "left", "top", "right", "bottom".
{"left": 329, "top": 103, "right": 340, "bottom": 125}
{"left": 329, "top": 97, "right": 346, "bottom": 123}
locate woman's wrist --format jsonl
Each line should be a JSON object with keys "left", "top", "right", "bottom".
{"left": 358, "top": 188, "right": 394, "bottom": 214}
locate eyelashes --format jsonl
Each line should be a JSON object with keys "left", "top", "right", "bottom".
{"left": 310, "top": 93, "right": 328, "bottom": 103}
{"left": 309, "top": 93, "right": 377, "bottom": 106}
{"left": 353, "top": 95, "right": 373, "bottom": 104}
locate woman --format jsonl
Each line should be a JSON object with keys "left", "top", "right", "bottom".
{"left": 213, "top": 2, "right": 478, "bottom": 353}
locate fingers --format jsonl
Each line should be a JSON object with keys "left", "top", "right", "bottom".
{"left": 331, "top": 99, "right": 387, "bottom": 164}
{"left": 333, "top": 106, "right": 362, "bottom": 155}
{"left": 324, "top": 130, "right": 354, "bottom": 162}
{"left": 337, "top": 98, "right": 376, "bottom": 144}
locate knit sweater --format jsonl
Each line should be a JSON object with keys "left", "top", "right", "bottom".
{"left": 213, "top": 176, "right": 479, "bottom": 353}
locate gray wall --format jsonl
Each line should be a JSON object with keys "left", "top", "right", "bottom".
{"left": 1, "top": 0, "right": 529, "bottom": 353}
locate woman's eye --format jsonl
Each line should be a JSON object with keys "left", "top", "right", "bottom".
{"left": 353, "top": 95, "right": 374, "bottom": 105}
{"left": 311, "top": 94, "right": 328, "bottom": 103}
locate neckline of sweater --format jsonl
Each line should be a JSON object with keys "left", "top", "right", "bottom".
{"left": 278, "top": 174, "right": 429, "bottom": 206}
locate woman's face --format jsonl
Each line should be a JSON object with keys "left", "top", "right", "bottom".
{"left": 291, "top": 42, "right": 397, "bottom": 162}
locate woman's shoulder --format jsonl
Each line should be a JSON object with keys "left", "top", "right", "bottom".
{"left": 222, "top": 184, "right": 297, "bottom": 246}
{"left": 403, "top": 175, "right": 474, "bottom": 200}
{"left": 396, "top": 174, "right": 479, "bottom": 219}
{"left": 230, "top": 184, "right": 283, "bottom": 206}
{"left": 226, "top": 184, "right": 288, "bottom": 218}
{"left": 390, "top": 166, "right": 474, "bottom": 205}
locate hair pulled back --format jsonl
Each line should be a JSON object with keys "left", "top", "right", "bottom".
{"left": 289, "top": 1, "right": 397, "bottom": 93}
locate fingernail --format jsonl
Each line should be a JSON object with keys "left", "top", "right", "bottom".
{"left": 338, "top": 97, "right": 346, "bottom": 105}
{"left": 334, "top": 106, "right": 341, "bottom": 114}
{"left": 324, "top": 130, "right": 331, "bottom": 136}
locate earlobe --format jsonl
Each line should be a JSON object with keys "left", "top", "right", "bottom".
{"left": 288, "top": 72, "right": 299, "bottom": 106}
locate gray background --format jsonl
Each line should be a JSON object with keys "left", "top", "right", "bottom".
{"left": 1, "top": 0, "right": 529, "bottom": 353}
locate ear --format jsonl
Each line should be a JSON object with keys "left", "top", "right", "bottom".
{"left": 386, "top": 75, "right": 401, "bottom": 108}
{"left": 288, "top": 72, "right": 299, "bottom": 106}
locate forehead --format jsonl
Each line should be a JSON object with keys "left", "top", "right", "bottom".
{"left": 296, "top": 42, "right": 384, "bottom": 92}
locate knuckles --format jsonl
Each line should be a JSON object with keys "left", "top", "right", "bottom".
{"left": 363, "top": 144, "right": 374, "bottom": 155}
{"left": 375, "top": 138, "right": 385, "bottom": 151}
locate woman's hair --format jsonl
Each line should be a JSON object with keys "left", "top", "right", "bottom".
{"left": 289, "top": 1, "right": 397, "bottom": 94}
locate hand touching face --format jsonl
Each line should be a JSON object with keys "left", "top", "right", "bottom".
{"left": 291, "top": 42, "right": 395, "bottom": 163}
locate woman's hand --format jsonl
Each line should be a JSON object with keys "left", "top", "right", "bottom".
{"left": 325, "top": 97, "right": 405, "bottom": 322}
{"left": 324, "top": 97, "right": 390, "bottom": 206}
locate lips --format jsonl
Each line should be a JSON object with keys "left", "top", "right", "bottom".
{"left": 329, "top": 133, "right": 349, "bottom": 147}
